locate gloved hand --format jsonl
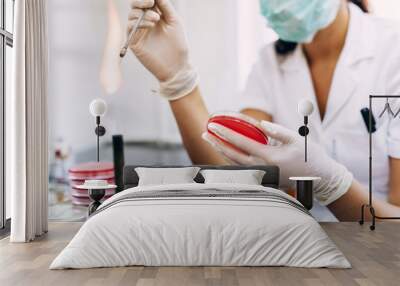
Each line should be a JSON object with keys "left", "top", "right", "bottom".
{"left": 128, "top": 0, "right": 198, "bottom": 101}
{"left": 202, "top": 120, "right": 353, "bottom": 206}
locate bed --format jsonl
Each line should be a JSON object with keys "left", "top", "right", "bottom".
{"left": 50, "top": 165, "right": 350, "bottom": 269}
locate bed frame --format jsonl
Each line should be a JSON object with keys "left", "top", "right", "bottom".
{"left": 84, "top": 136, "right": 310, "bottom": 216}
{"left": 123, "top": 165, "right": 280, "bottom": 190}
{"left": 121, "top": 165, "right": 315, "bottom": 211}
{"left": 88, "top": 164, "right": 316, "bottom": 215}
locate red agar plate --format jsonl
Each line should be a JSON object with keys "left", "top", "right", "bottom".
{"left": 207, "top": 114, "right": 269, "bottom": 146}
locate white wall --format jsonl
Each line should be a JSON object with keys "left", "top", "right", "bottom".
{"left": 48, "top": 0, "right": 248, "bottom": 158}
{"left": 236, "top": 0, "right": 277, "bottom": 90}
{"left": 48, "top": 0, "right": 160, "bottom": 152}
{"left": 48, "top": 0, "right": 400, "bottom": 160}
{"left": 369, "top": 0, "right": 400, "bottom": 20}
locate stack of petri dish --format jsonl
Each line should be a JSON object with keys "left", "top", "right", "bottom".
{"left": 68, "top": 162, "right": 116, "bottom": 206}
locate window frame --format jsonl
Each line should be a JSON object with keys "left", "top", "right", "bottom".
{"left": 0, "top": 0, "right": 14, "bottom": 230}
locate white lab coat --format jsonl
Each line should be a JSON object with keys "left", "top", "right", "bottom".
{"left": 239, "top": 3, "right": 400, "bottom": 200}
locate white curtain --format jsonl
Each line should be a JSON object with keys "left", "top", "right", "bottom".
{"left": 9, "top": 0, "right": 49, "bottom": 242}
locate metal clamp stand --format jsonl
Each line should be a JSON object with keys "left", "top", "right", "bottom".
{"left": 359, "top": 95, "right": 400, "bottom": 230}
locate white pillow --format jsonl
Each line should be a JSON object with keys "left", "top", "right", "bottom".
{"left": 200, "top": 169, "right": 266, "bottom": 185}
{"left": 135, "top": 167, "right": 201, "bottom": 186}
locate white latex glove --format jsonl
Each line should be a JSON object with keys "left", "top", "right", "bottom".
{"left": 202, "top": 121, "right": 353, "bottom": 206}
{"left": 128, "top": 0, "right": 198, "bottom": 101}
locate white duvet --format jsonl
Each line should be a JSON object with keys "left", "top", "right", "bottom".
{"left": 50, "top": 183, "right": 350, "bottom": 269}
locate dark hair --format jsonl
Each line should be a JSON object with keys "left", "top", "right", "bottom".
{"left": 350, "top": 0, "right": 369, "bottom": 13}
{"left": 274, "top": 0, "right": 369, "bottom": 55}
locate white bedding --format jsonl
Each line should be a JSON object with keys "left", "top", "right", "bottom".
{"left": 50, "top": 183, "right": 350, "bottom": 269}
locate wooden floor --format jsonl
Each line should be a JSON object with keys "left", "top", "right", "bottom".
{"left": 0, "top": 222, "right": 399, "bottom": 286}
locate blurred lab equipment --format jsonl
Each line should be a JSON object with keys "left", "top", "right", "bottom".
{"left": 50, "top": 138, "right": 70, "bottom": 184}
{"left": 360, "top": 108, "right": 377, "bottom": 133}
{"left": 112, "top": 135, "right": 125, "bottom": 193}
{"left": 48, "top": 138, "right": 71, "bottom": 205}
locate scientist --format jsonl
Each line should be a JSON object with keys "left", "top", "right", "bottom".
{"left": 127, "top": 0, "right": 400, "bottom": 220}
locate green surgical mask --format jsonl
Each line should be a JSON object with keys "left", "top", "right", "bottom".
{"left": 260, "top": 0, "right": 341, "bottom": 43}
